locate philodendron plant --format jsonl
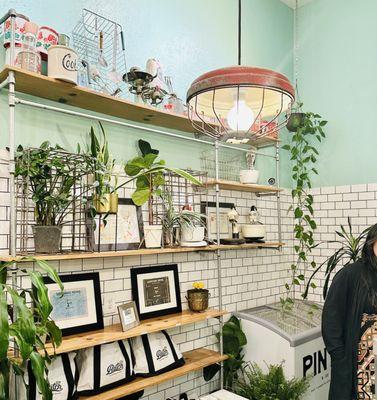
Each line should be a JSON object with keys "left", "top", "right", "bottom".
{"left": 0, "top": 259, "right": 63, "bottom": 400}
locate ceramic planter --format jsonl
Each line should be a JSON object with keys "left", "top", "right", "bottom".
{"left": 32, "top": 225, "right": 62, "bottom": 254}
{"left": 286, "top": 112, "right": 306, "bottom": 132}
{"left": 93, "top": 194, "right": 111, "bottom": 214}
{"left": 186, "top": 289, "right": 209, "bottom": 312}
{"left": 109, "top": 193, "right": 119, "bottom": 214}
{"left": 36, "top": 26, "right": 58, "bottom": 60}
{"left": 144, "top": 225, "right": 163, "bottom": 248}
{"left": 240, "top": 169, "right": 260, "bottom": 184}
{"left": 181, "top": 226, "right": 205, "bottom": 243}
{"left": 47, "top": 45, "right": 78, "bottom": 84}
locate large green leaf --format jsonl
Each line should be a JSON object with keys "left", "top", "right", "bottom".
{"left": 169, "top": 168, "right": 202, "bottom": 186}
{"left": 0, "top": 285, "right": 9, "bottom": 360}
{"left": 138, "top": 139, "right": 159, "bottom": 156}
{"left": 45, "top": 320, "right": 62, "bottom": 348}
{"left": 0, "top": 359, "right": 9, "bottom": 400}
{"left": 27, "top": 271, "right": 52, "bottom": 322}
{"left": 132, "top": 188, "right": 151, "bottom": 206}
{"left": 30, "top": 351, "right": 52, "bottom": 400}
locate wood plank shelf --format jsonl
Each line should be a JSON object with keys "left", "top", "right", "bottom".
{"left": 204, "top": 179, "right": 281, "bottom": 193}
{"left": 79, "top": 348, "right": 227, "bottom": 400}
{"left": 0, "top": 242, "right": 284, "bottom": 262}
{"left": 45, "top": 310, "right": 227, "bottom": 356}
{"left": 0, "top": 66, "right": 278, "bottom": 148}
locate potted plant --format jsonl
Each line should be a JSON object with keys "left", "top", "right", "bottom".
{"left": 87, "top": 123, "right": 115, "bottom": 214}
{"left": 15, "top": 142, "right": 89, "bottom": 254}
{"left": 160, "top": 191, "right": 206, "bottom": 247}
{"left": 204, "top": 316, "right": 247, "bottom": 390}
{"left": 0, "top": 258, "right": 63, "bottom": 399}
{"left": 235, "top": 363, "right": 309, "bottom": 399}
{"left": 286, "top": 102, "right": 306, "bottom": 132}
{"left": 239, "top": 148, "right": 259, "bottom": 184}
{"left": 186, "top": 281, "right": 209, "bottom": 312}
{"left": 122, "top": 139, "right": 202, "bottom": 248}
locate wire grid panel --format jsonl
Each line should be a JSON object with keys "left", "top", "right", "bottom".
{"left": 15, "top": 149, "right": 90, "bottom": 255}
{"left": 200, "top": 149, "right": 247, "bottom": 182}
{"left": 150, "top": 170, "right": 208, "bottom": 225}
{"left": 72, "top": 8, "right": 128, "bottom": 97}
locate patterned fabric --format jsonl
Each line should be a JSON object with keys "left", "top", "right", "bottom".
{"left": 357, "top": 314, "right": 377, "bottom": 399}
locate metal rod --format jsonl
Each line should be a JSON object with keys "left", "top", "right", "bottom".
{"left": 14, "top": 97, "right": 276, "bottom": 157}
{"left": 0, "top": 77, "right": 9, "bottom": 91}
{"left": 214, "top": 139, "right": 224, "bottom": 389}
{"left": 275, "top": 142, "right": 283, "bottom": 251}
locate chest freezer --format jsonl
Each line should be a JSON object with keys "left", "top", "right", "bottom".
{"left": 200, "top": 390, "right": 247, "bottom": 400}
{"left": 234, "top": 300, "right": 330, "bottom": 400}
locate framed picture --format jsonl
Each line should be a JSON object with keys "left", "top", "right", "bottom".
{"left": 41, "top": 272, "right": 104, "bottom": 336}
{"left": 200, "top": 201, "right": 234, "bottom": 242}
{"left": 118, "top": 301, "right": 140, "bottom": 331}
{"left": 92, "top": 198, "right": 144, "bottom": 251}
{"left": 131, "top": 264, "right": 182, "bottom": 320}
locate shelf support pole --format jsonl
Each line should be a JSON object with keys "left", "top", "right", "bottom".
{"left": 214, "top": 139, "right": 224, "bottom": 389}
{"left": 276, "top": 142, "right": 282, "bottom": 252}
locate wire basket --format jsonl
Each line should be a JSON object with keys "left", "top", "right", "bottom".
{"left": 200, "top": 150, "right": 247, "bottom": 182}
{"left": 72, "top": 9, "right": 128, "bottom": 97}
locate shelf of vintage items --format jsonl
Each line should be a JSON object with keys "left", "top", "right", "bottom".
{"left": 45, "top": 309, "right": 227, "bottom": 356}
{"left": 0, "top": 242, "right": 285, "bottom": 262}
{"left": 203, "top": 179, "right": 282, "bottom": 193}
{"left": 0, "top": 65, "right": 278, "bottom": 148}
{"left": 79, "top": 348, "right": 227, "bottom": 400}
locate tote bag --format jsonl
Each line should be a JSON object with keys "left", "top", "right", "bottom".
{"left": 132, "top": 330, "right": 185, "bottom": 376}
{"left": 76, "top": 339, "right": 135, "bottom": 396}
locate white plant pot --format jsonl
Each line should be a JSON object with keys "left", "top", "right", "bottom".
{"left": 242, "top": 224, "right": 266, "bottom": 239}
{"left": 181, "top": 226, "right": 205, "bottom": 243}
{"left": 144, "top": 225, "right": 163, "bottom": 248}
{"left": 240, "top": 169, "right": 260, "bottom": 184}
{"left": 47, "top": 45, "right": 78, "bottom": 84}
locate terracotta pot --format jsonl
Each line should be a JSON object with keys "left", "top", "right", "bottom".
{"left": 286, "top": 112, "right": 306, "bottom": 132}
{"left": 93, "top": 194, "right": 111, "bottom": 214}
{"left": 186, "top": 289, "right": 209, "bottom": 312}
{"left": 32, "top": 225, "right": 62, "bottom": 254}
{"left": 109, "top": 193, "right": 119, "bottom": 214}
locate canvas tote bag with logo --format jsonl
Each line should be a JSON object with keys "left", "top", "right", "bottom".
{"left": 132, "top": 330, "right": 185, "bottom": 376}
{"left": 76, "top": 339, "right": 135, "bottom": 396}
{"left": 17, "top": 352, "right": 78, "bottom": 400}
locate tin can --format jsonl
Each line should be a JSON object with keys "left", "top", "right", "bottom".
{"left": 47, "top": 45, "right": 78, "bottom": 84}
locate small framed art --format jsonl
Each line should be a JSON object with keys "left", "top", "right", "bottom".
{"left": 200, "top": 201, "right": 234, "bottom": 242}
{"left": 131, "top": 264, "right": 182, "bottom": 320}
{"left": 92, "top": 198, "right": 144, "bottom": 251}
{"left": 41, "top": 272, "right": 104, "bottom": 336}
{"left": 118, "top": 301, "right": 140, "bottom": 331}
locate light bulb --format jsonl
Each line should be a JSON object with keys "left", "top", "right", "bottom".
{"left": 227, "top": 100, "right": 254, "bottom": 132}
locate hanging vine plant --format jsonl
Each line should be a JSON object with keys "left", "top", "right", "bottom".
{"left": 281, "top": 103, "right": 327, "bottom": 311}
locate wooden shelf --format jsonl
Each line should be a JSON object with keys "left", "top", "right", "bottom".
{"left": 0, "top": 66, "right": 278, "bottom": 148}
{"left": 45, "top": 309, "right": 227, "bottom": 356}
{"left": 79, "top": 348, "right": 227, "bottom": 400}
{"left": 0, "top": 242, "right": 284, "bottom": 262}
{"left": 204, "top": 179, "right": 281, "bottom": 193}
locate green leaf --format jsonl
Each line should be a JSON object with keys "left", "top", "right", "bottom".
{"left": 0, "top": 285, "right": 9, "bottom": 359}
{"left": 45, "top": 320, "right": 62, "bottom": 348}
{"left": 132, "top": 188, "right": 151, "bottom": 206}
{"left": 136, "top": 175, "right": 150, "bottom": 189}
{"left": 144, "top": 153, "right": 159, "bottom": 168}
{"left": 294, "top": 207, "right": 303, "bottom": 218}
{"left": 138, "top": 139, "right": 159, "bottom": 156}
{"left": 30, "top": 351, "right": 52, "bottom": 400}
{"left": 169, "top": 168, "right": 202, "bottom": 186}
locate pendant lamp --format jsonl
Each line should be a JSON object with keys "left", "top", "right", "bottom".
{"left": 186, "top": 0, "right": 295, "bottom": 143}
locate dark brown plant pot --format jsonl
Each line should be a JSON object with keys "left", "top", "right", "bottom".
{"left": 32, "top": 225, "right": 62, "bottom": 254}
{"left": 186, "top": 289, "right": 209, "bottom": 312}
{"left": 286, "top": 112, "right": 306, "bottom": 132}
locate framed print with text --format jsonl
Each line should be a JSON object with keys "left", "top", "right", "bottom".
{"left": 118, "top": 301, "right": 140, "bottom": 331}
{"left": 41, "top": 272, "right": 104, "bottom": 336}
{"left": 131, "top": 264, "right": 182, "bottom": 320}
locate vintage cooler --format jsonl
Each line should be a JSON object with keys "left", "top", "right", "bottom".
{"left": 200, "top": 390, "right": 247, "bottom": 399}
{"left": 234, "top": 300, "right": 330, "bottom": 400}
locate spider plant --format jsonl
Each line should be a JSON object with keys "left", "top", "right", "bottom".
{"left": 303, "top": 217, "right": 370, "bottom": 300}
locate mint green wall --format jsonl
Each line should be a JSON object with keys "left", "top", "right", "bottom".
{"left": 0, "top": 0, "right": 293, "bottom": 186}
{"left": 297, "top": 0, "right": 377, "bottom": 186}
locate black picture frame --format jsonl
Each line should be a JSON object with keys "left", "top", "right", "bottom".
{"left": 200, "top": 201, "right": 234, "bottom": 243}
{"left": 131, "top": 264, "right": 182, "bottom": 320}
{"left": 41, "top": 272, "right": 104, "bottom": 336}
{"left": 92, "top": 198, "right": 144, "bottom": 251}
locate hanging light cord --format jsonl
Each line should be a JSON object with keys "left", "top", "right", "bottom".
{"left": 238, "top": 0, "right": 242, "bottom": 65}
{"left": 294, "top": 0, "right": 301, "bottom": 104}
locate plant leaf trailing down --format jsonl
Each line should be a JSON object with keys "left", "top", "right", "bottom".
{"left": 281, "top": 105, "right": 327, "bottom": 311}
{"left": 0, "top": 258, "right": 63, "bottom": 399}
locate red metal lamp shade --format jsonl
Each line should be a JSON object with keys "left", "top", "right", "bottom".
{"left": 186, "top": 65, "right": 295, "bottom": 143}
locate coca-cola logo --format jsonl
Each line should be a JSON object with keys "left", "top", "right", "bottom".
{"left": 106, "top": 361, "right": 124, "bottom": 375}
{"left": 62, "top": 53, "right": 77, "bottom": 72}
{"left": 51, "top": 381, "right": 63, "bottom": 392}
{"left": 156, "top": 346, "right": 169, "bottom": 360}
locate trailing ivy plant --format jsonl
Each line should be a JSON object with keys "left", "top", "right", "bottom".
{"left": 281, "top": 105, "right": 327, "bottom": 311}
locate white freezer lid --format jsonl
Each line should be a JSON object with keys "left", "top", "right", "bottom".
{"left": 200, "top": 390, "right": 248, "bottom": 399}
{"left": 234, "top": 300, "right": 323, "bottom": 347}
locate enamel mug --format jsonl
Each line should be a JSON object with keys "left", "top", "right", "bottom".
{"left": 47, "top": 45, "right": 78, "bottom": 84}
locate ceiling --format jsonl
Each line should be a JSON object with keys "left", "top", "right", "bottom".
{"left": 279, "top": 0, "right": 314, "bottom": 8}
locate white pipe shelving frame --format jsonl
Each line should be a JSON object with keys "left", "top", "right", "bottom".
{"left": 0, "top": 9, "right": 282, "bottom": 397}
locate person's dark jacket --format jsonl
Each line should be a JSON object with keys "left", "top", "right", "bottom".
{"left": 322, "top": 260, "right": 369, "bottom": 400}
